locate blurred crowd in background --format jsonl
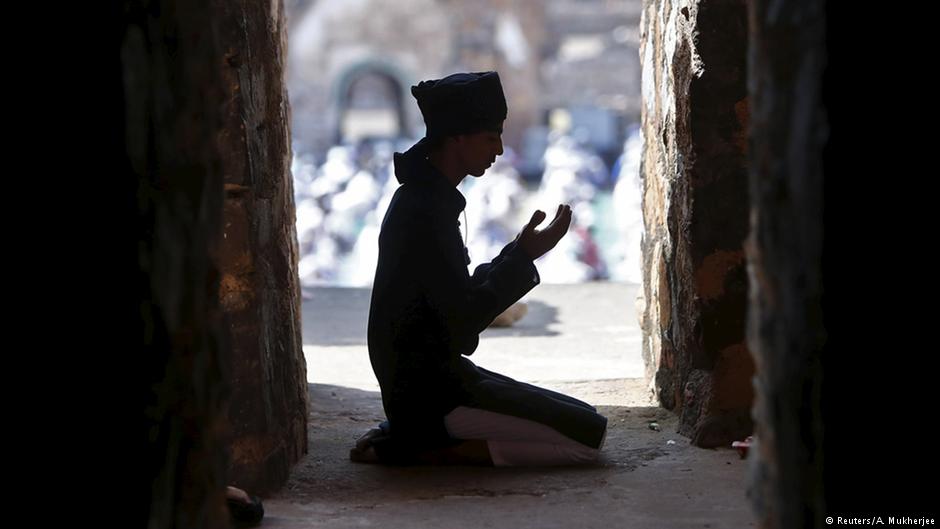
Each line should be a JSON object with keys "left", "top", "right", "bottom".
{"left": 285, "top": 1, "right": 646, "bottom": 292}
{"left": 292, "top": 125, "right": 644, "bottom": 291}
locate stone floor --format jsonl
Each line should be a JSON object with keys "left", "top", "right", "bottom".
{"left": 260, "top": 283, "right": 755, "bottom": 528}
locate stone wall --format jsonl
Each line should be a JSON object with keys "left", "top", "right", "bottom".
{"left": 125, "top": 0, "right": 230, "bottom": 526}
{"left": 216, "top": 0, "right": 309, "bottom": 495}
{"left": 746, "top": 0, "right": 826, "bottom": 526}
{"left": 639, "top": 0, "right": 754, "bottom": 447}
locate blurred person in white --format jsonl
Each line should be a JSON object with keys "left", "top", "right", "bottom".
{"left": 609, "top": 125, "right": 643, "bottom": 284}
{"left": 532, "top": 132, "right": 607, "bottom": 282}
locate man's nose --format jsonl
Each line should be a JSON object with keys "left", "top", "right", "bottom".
{"left": 496, "top": 139, "right": 504, "bottom": 156}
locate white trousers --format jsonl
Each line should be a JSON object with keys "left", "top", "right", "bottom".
{"left": 444, "top": 406, "right": 605, "bottom": 467}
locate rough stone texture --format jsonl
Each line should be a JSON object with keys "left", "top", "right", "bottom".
{"left": 639, "top": 0, "right": 753, "bottom": 447}
{"left": 216, "top": 0, "right": 309, "bottom": 495}
{"left": 124, "top": 1, "right": 230, "bottom": 527}
{"left": 746, "top": 0, "right": 826, "bottom": 526}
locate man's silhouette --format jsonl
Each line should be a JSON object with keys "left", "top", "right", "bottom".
{"left": 354, "top": 71, "right": 608, "bottom": 466}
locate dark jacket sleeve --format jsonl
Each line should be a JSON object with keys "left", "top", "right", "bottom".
{"left": 404, "top": 199, "right": 539, "bottom": 357}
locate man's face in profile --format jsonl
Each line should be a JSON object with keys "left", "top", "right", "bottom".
{"left": 456, "top": 128, "right": 504, "bottom": 177}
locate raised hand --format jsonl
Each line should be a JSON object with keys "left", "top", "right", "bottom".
{"left": 517, "top": 204, "right": 573, "bottom": 260}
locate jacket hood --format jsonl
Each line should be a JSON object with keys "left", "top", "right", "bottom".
{"left": 392, "top": 138, "right": 467, "bottom": 215}
{"left": 393, "top": 138, "right": 431, "bottom": 186}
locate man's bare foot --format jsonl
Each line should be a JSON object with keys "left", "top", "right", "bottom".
{"left": 226, "top": 486, "right": 264, "bottom": 526}
{"left": 350, "top": 428, "right": 383, "bottom": 463}
{"left": 350, "top": 444, "right": 381, "bottom": 463}
{"left": 226, "top": 486, "right": 251, "bottom": 504}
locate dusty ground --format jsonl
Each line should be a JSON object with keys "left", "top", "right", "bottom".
{"left": 261, "top": 283, "right": 754, "bottom": 528}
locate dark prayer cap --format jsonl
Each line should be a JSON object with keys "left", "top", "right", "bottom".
{"left": 411, "top": 71, "right": 507, "bottom": 139}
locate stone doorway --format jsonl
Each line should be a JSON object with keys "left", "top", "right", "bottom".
{"left": 337, "top": 69, "right": 407, "bottom": 144}
{"left": 131, "top": 0, "right": 840, "bottom": 527}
